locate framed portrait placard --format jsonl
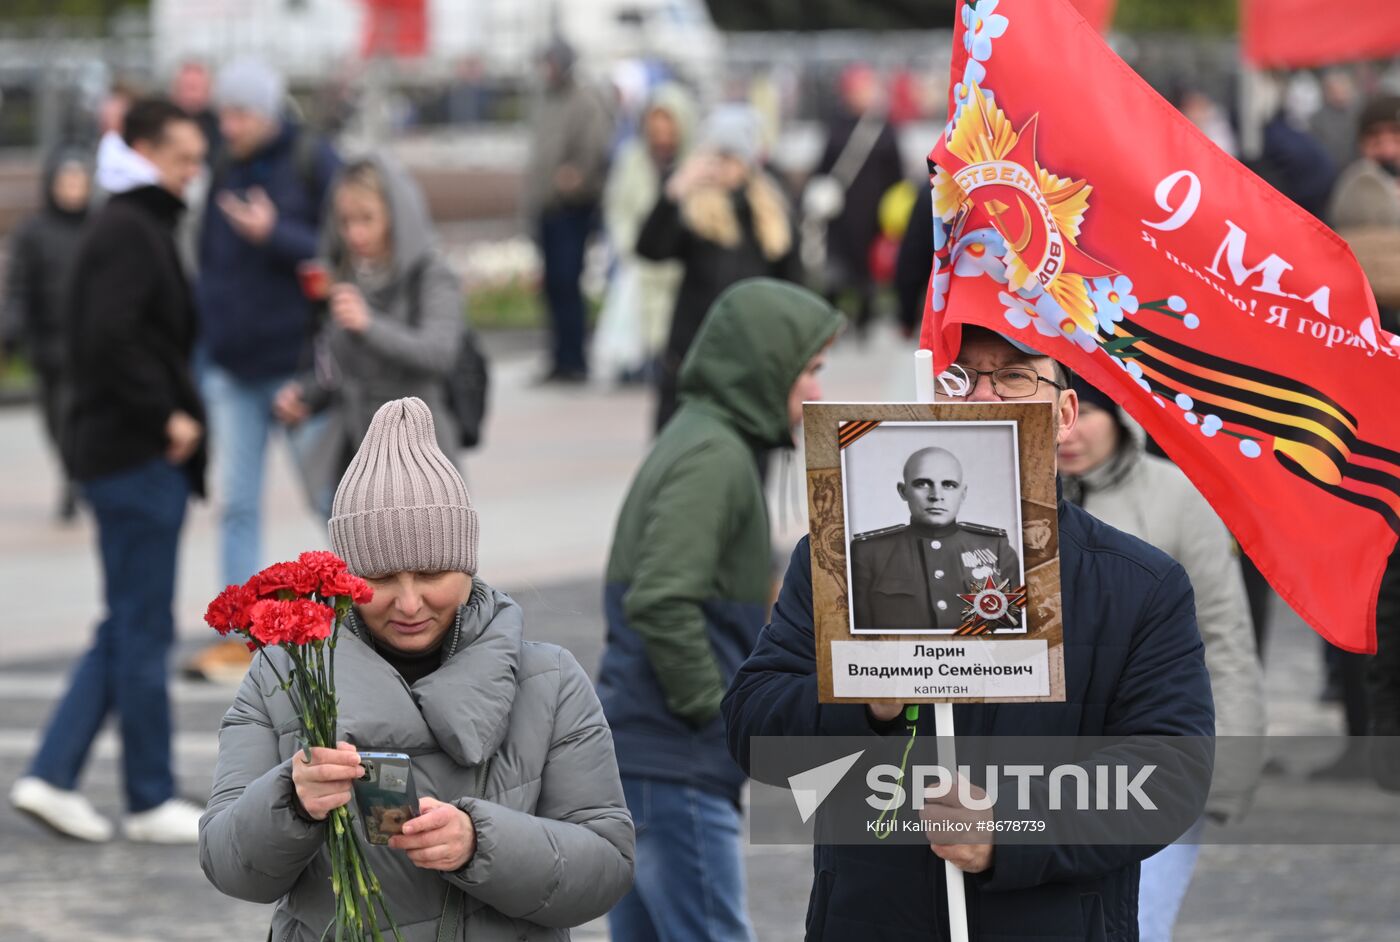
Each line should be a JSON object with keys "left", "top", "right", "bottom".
{"left": 804, "top": 401, "right": 1065, "bottom": 704}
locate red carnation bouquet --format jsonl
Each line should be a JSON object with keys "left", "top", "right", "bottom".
{"left": 206, "top": 551, "right": 401, "bottom": 941}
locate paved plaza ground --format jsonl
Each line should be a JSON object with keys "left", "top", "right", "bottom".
{"left": 1, "top": 327, "right": 1395, "bottom": 940}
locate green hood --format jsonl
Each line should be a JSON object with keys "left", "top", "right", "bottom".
{"left": 677, "top": 278, "right": 845, "bottom": 448}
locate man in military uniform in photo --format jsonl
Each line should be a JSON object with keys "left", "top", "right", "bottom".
{"left": 850, "top": 446, "right": 1020, "bottom": 631}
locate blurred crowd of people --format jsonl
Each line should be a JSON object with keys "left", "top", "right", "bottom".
{"left": 533, "top": 49, "right": 926, "bottom": 420}
{"left": 1, "top": 35, "right": 1398, "bottom": 942}
{"left": 4, "top": 53, "right": 474, "bottom": 846}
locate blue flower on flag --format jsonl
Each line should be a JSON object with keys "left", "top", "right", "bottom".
{"left": 1110, "top": 353, "right": 1153, "bottom": 392}
{"left": 931, "top": 264, "right": 952, "bottom": 313}
{"left": 963, "top": 0, "right": 1009, "bottom": 62}
{"left": 1087, "top": 275, "right": 1139, "bottom": 332}
{"left": 961, "top": 59, "right": 986, "bottom": 90}
{"left": 949, "top": 61, "right": 996, "bottom": 132}
{"left": 952, "top": 228, "right": 1008, "bottom": 281}
{"left": 1000, "top": 290, "right": 1061, "bottom": 339}
{"left": 1033, "top": 291, "right": 1098, "bottom": 352}
{"left": 1000, "top": 291, "right": 1034, "bottom": 329}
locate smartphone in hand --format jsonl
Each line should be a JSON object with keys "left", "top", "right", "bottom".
{"left": 352, "top": 751, "right": 420, "bottom": 845}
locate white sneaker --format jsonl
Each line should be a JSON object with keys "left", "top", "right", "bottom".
{"left": 10, "top": 776, "right": 114, "bottom": 842}
{"left": 123, "top": 797, "right": 206, "bottom": 844}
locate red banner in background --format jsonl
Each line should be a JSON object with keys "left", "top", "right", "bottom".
{"left": 1068, "top": 0, "right": 1117, "bottom": 33}
{"left": 924, "top": 0, "right": 1400, "bottom": 653}
{"left": 362, "top": 0, "right": 427, "bottom": 59}
{"left": 1243, "top": 0, "right": 1400, "bottom": 68}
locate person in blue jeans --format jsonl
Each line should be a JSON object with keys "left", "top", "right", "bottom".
{"left": 197, "top": 58, "right": 339, "bottom": 589}
{"left": 10, "top": 99, "right": 210, "bottom": 844}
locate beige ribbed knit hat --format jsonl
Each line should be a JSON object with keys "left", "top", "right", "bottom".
{"left": 328, "top": 398, "right": 479, "bottom": 577}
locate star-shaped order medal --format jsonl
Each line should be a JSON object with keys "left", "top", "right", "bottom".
{"left": 933, "top": 83, "right": 1114, "bottom": 336}
{"left": 956, "top": 576, "right": 1028, "bottom": 635}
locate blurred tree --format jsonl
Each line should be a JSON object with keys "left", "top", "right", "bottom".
{"left": 0, "top": 0, "right": 148, "bottom": 22}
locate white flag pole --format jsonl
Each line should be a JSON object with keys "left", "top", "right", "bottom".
{"left": 914, "top": 349, "right": 971, "bottom": 942}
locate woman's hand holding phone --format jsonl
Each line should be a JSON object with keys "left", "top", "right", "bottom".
{"left": 389, "top": 796, "right": 477, "bottom": 871}
{"left": 290, "top": 741, "right": 364, "bottom": 821}
{"left": 293, "top": 745, "right": 475, "bottom": 867}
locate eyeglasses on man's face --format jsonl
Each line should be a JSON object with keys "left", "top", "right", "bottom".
{"left": 934, "top": 364, "right": 1067, "bottom": 400}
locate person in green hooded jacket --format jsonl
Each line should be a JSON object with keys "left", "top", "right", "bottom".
{"left": 597, "top": 277, "right": 843, "bottom": 941}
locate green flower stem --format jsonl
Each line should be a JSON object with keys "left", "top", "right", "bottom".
{"left": 268, "top": 609, "right": 399, "bottom": 939}
{"left": 352, "top": 846, "right": 370, "bottom": 899}
{"left": 256, "top": 647, "right": 292, "bottom": 695}
{"left": 377, "top": 881, "right": 403, "bottom": 942}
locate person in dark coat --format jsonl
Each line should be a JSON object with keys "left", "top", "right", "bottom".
{"left": 2, "top": 149, "right": 92, "bottom": 520}
{"left": 10, "top": 99, "right": 210, "bottom": 845}
{"left": 893, "top": 182, "right": 933, "bottom": 338}
{"left": 814, "top": 65, "right": 906, "bottom": 333}
{"left": 1256, "top": 108, "right": 1337, "bottom": 221}
{"left": 723, "top": 327, "right": 1215, "bottom": 941}
{"left": 522, "top": 38, "right": 615, "bottom": 385}
{"left": 198, "top": 57, "right": 340, "bottom": 592}
{"left": 637, "top": 104, "right": 801, "bottom": 432}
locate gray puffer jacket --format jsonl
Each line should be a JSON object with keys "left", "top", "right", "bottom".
{"left": 302, "top": 153, "right": 464, "bottom": 486}
{"left": 199, "top": 580, "right": 635, "bottom": 941}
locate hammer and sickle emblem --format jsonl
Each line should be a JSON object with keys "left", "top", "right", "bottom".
{"left": 985, "top": 195, "right": 1035, "bottom": 254}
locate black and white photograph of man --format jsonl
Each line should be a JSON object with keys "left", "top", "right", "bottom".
{"left": 842, "top": 422, "right": 1024, "bottom": 634}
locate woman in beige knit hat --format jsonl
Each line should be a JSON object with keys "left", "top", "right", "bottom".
{"left": 200, "top": 397, "right": 635, "bottom": 941}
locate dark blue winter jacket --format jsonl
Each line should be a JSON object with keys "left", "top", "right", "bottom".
{"left": 197, "top": 123, "right": 338, "bottom": 380}
{"left": 723, "top": 494, "right": 1215, "bottom": 942}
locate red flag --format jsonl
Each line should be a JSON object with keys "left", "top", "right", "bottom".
{"left": 924, "top": 0, "right": 1400, "bottom": 653}
{"left": 1068, "top": 0, "right": 1116, "bottom": 32}
{"left": 1243, "top": 0, "right": 1400, "bottom": 68}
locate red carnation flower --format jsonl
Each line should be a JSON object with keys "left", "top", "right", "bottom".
{"left": 350, "top": 579, "right": 373, "bottom": 605}
{"left": 204, "top": 582, "right": 258, "bottom": 637}
{"left": 298, "top": 550, "right": 347, "bottom": 583}
{"left": 255, "top": 560, "right": 320, "bottom": 599}
{"left": 320, "top": 569, "right": 374, "bottom": 605}
{"left": 248, "top": 598, "right": 335, "bottom": 647}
